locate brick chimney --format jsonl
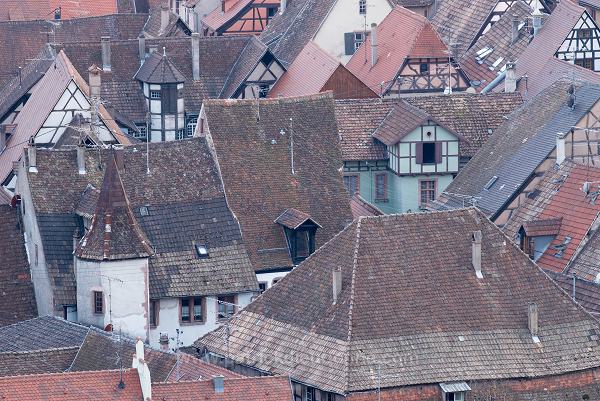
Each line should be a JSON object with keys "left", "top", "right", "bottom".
{"left": 101, "top": 37, "right": 111, "bottom": 72}
{"left": 528, "top": 303, "right": 539, "bottom": 342}
{"left": 160, "top": 4, "right": 170, "bottom": 35}
{"left": 556, "top": 132, "right": 567, "bottom": 165}
{"left": 472, "top": 231, "right": 483, "bottom": 279}
{"left": 370, "top": 23, "right": 378, "bottom": 67}
{"left": 511, "top": 14, "right": 519, "bottom": 44}
{"left": 505, "top": 61, "right": 516, "bottom": 93}
{"left": 191, "top": 33, "right": 200, "bottom": 81}
{"left": 213, "top": 376, "right": 225, "bottom": 393}
{"left": 332, "top": 268, "right": 342, "bottom": 304}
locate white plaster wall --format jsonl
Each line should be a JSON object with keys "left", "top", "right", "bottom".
{"left": 313, "top": 0, "right": 392, "bottom": 64}
{"left": 76, "top": 257, "right": 150, "bottom": 341}
{"left": 191, "top": 0, "right": 220, "bottom": 18}
{"left": 256, "top": 271, "right": 291, "bottom": 290}
{"left": 149, "top": 292, "right": 255, "bottom": 348}
{"left": 16, "top": 159, "right": 55, "bottom": 317}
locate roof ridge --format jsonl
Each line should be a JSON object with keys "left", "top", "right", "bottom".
{"left": 0, "top": 346, "right": 80, "bottom": 355}
{"left": 155, "top": 374, "right": 290, "bottom": 386}
{"left": 205, "top": 91, "right": 334, "bottom": 107}
{"left": 0, "top": 368, "right": 134, "bottom": 380}
{"left": 345, "top": 217, "right": 362, "bottom": 392}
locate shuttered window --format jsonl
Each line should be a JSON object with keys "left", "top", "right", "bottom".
{"left": 416, "top": 142, "right": 442, "bottom": 164}
{"left": 375, "top": 173, "right": 387, "bottom": 200}
{"left": 161, "top": 84, "right": 178, "bottom": 114}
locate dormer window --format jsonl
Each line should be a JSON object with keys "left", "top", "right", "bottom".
{"left": 275, "top": 208, "right": 322, "bottom": 265}
{"left": 195, "top": 243, "right": 209, "bottom": 258}
{"left": 518, "top": 218, "right": 562, "bottom": 261}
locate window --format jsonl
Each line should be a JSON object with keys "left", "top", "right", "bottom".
{"left": 161, "top": 84, "right": 178, "bottom": 114}
{"left": 150, "top": 90, "right": 161, "bottom": 99}
{"left": 181, "top": 297, "right": 203, "bottom": 323}
{"left": 149, "top": 300, "right": 159, "bottom": 327}
{"left": 134, "top": 125, "right": 147, "bottom": 140}
{"left": 419, "top": 179, "right": 436, "bottom": 207}
{"left": 93, "top": 291, "right": 103, "bottom": 314}
{"left": 268, "top": 7, "right": 276, "bottom": 17}
{"left": 344, "top": 32, "right": 367, "bottom": 55}
{"left": 217, "top": 295, "right": 235, "bottom": 319}
{"left": 446, "top": 392, "right": 465, "bottom": 401}
{"left": 575, "top": 58, "right": 595, "bottom": 70}
{"left": 578, "top": 28, "right": 593, "bottom": 39}
{"left": 416, "top": 141, "right": 442, "bottom": 165}
{"left": 419, "top": 63, "right": 429, "bottom": 75}
{"left": 375, "top": 173, "right": 387, "bottom": 201}
{"left": 272, "top": 277, "right": 283, "bottom": 285}
{"left": 258, "top": 84, "right": 270, "bottom": 98}
{"left": 258, "top": 282, "right": 268, "bottom": 293}
{"left": 344, "top": 174, "right": 360, "bottom": 195}
{"left": 176, "top": 129, "right": 185, "bottom": 140}
{"left": 359, "top": 0, "right": 366, "bottom": 14}
{"left": 186, "top": 116, "right": 198, "bottom": 137}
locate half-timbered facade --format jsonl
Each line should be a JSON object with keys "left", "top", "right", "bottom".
{"left": 347, "top": 6, "right": 470, "bottom": 97}
{"left": 555, "top": 10, "right": 600, "bottom": 71}
{"left": 234, "top": 52, "right": 285, "bottom": 98}
{"left": 201, "top": 0, "right": 280, "bottom": 36}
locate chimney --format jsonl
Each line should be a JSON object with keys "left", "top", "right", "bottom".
{"left": 280, "top": 0, "right": 287, "bottom": 14}
{"left": 528, "top": 303, "right": 539, "bottom": 338}
{"left": 138, "top": 35, "right": 146, "bottom": 65}
{"left": 133, "top": 338, "right": 152, "bottom": 400}
{"left": 213, "top": 376, "right": 225, "bottom": 393}
{"left": 27, "top": 139, "right": 37, "bottom": 173}
{"left": 504, "top": 61, "right": 517, "bottom": 93}
{"left": 370, "top": 23, "right": 378, "bottom": 67}
{"left": 160, "top": 4, "right": 170, "bottom": 34}
{"left": 221, "top": 0, "right": 226, "bottom": 13}
{"left": 159, "top": 333, "right": 169, "bottom": 352}
{"left": 88, "top": 65, "right": 101, "bottom": 98}
{"left": 191, "top": 32, "right": 200, "bottom": 81}
{"left": 556, "top": 132, "right": 567, "bottom": 165}
{"left": 77, "top": 142, "right": 86, "bottom": 175}
{"left": 332, "top": 268, "right": 342, "bottom": 304}
{"left": 472, "top": 231, "right": 483, "bottom": 279}
{"left": 101, "top": 37, "right": 111, "bottom": 72}
{"left": 532, "top": 9, "right": 543, "bottom": 37}
{"left": 511, "top": 14, "right": 519, "bottom": 44}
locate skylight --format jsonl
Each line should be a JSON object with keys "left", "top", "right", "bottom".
{"left": 195, "top": 243, "right": 209, "bottom": 258}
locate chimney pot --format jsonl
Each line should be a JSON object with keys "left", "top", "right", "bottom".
{"left": 472, "top": 231, "right": 483, "bottom": 279}
{"left": 332, "top": 268, "right": 342, "bottom": 304}
{"left": 101, "top": 37, "right": 111, "bottom": 72}
{"left": 528, "top": 303, "right": 539, "bottom": 338}
{"left": 556, "top": 132, "right": 567, "bottom": 165}
{"left": 370, "top": 23, "right": 378, "bottom": 67}
{"left": 191, "top": 33, "right": 200, "bottom": 81}
{"left": 213, "top": 376, "right": 225, "bottom": 393}
{"left": 280, "top": 0, "right": 287, "bottom": 14}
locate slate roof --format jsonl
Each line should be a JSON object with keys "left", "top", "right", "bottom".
{"left": 70, "top": 329, "right": 241, "bottom": 382}
{"left": 134, "top": 51, "right": 186, "bottom": 84}
{"left": 435, "top": 81, "right": 598, "bottom": 218}
{"left": 57, "top": 35, "right": 274, "bottom": 123}
{"left": 0, "top": 316, "right": 88, "bottom": 352}
{"left": 334, "top": 92, "right": 523, "bottom": 161}
{"left": 197, "top": 208, "right": 600, "bottom": 394}
{"left": 568, "top": 225, "right": 600, "bottom": 282}
{"left": 202, "top": 93, "right": 353, "bottom": 272}
{"left": 26, "top": 138, "right": 257, "bottom": 302}
{"left": 0, "top": 348, "right": 79, "bottom": 377}
{"left": 0, "top": 14, "right": 149, "bottom": 89}
{"left": 460, "top": 1, "right": 534, "bottom": 86}
{"left": 504, "top": 160, "right": 600, "bottom": 274}
{"left": 143, "top": 5, "right": 190, "bottom": 38}
{"left": 0, "top": 205, "right": 37, "bottom": 326}
{"left": 549, "top": 272, "right": 600, "bottom": 316}
{"left": 0, "top": 369, "right": 142, "bottom": 400}
{"left": 347, "top": 6, "right": 449, "bottom": 95}
{"left": 259, "top": 0, "right": 337, "bottom": 67}
{"left": 152, "top": 375, "right": 294, "bottom": 401}
{"left": 0, "top": 0, "right": 119, "bottom": 21}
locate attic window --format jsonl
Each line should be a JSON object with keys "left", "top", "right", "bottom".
{"left": 275, "top": 209, "right": 321, "bottom": 265}
{"left": 195, "top": 243, "right": 209, "bottom": 258}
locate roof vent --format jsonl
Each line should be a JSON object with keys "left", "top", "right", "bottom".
{"left": 528, "top": 303, "right": 540, "bottom": 343}
{"left": 213, "top": 376, "right": 224, "bottom": 393}
{"left": 472, "top": 231, "right": 483, "bottom": 279}
{"left": 483, "top": 176, "right": 498, "bottom": 190}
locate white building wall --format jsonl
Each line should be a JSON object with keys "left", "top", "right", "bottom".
{"left": 16, "top": 159, "right": 55, "bottom": 317}
{"left": 256, "top": 270, "right": 291, "bottom": 290}
{"left": 149, "top": 292, "right": 254, "bottom": 348}
{"left": 313, "top": 0, "right": 393, "bottom": 64}
{"left": 75, "top": 257, "right": 150, "bottom": 341}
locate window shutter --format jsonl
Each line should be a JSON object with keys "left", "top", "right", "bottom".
{"left": 435, "top": 142, "right": 442, "bottom": 163}
{"left": 415, "top": 142, "right": 423, "bottom": 164}
{"left": 344, "top": 32, "right": 355, "bottom": 55}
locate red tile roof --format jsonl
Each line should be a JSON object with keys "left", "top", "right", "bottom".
{"left": 349, "top": 194, "right": 383, "bottom": 219}
{"left": 346, "top": 5, "right": 448, "bottom": 93}
{"left": 152, "top": 375, "right": 293, "bottom": 401}
{"left": 0, "top": 0, "right": 119, "bottom": 21}
{"left": 0, "top": 369, "right": 142, "bottom": 400}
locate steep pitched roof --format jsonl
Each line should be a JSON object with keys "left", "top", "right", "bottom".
{"left": 504, "top": 160, "right": 600, "bottom": 274}
{"left": 334, "top": 92, "right": 523, "bottom": 161}
{"left": 0, "top": 0, "right": 119, "bottom": 21}
{"left": 549, "top": 272, "right": 600, "bottom": 316}
{"left": 143, "top": 5, "right": 190, "bottom": 38}
{"left": 196, "top": 208, "right": 600, "bottom": 394}
{"left": 153, "top": 375, "right": 294, "bottom": 401}
{"left": 26, "top": 138, "right": 257, "bottom": 301}
{"left": 0, "top": 205, "right": 37, "bottom": 326}
{"left": 435, "top": 81, "right": 598, "bottom": 217}
{"left": 349, "top": 193, "right": 384, "bottom": 218}
{"left": 203, "top": 93, "right": 353, "bottom": 272}
{"left": 0, "top": 348, "right": 79, "bottom": 376}
{"left": 134, "top": 50, "right": 186, "bottom": 84}
{"left": 0, "top": 316, "right": 88, "bottom": 352}
{"left": 201, "top": 0, "right": 254, "bottom": 32}
{"left": 76, "top": 151, "right": 153, "bottom": 261}
{"left": 259, "top": 0, "right": 337, "bottom": 67}
{"left": 70, "top": 329, "right": 241, "bottom": 382}
{"left": 347, "top": 6, "right": 449, "bottom": 94}
{"left": 0, "top": 369, "right": 142, "bottom": 400}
